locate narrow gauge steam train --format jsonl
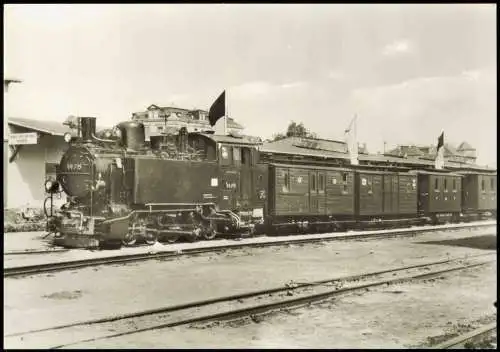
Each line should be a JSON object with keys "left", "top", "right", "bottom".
{"left": 44, "top": 116, "right": 497, "bottom": 249}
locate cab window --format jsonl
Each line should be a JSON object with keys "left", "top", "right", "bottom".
{"left": 220, "top": 145, "right": 232, "bottom": 165}
{"left": 241, "top": 148, "right": 252, "bottom": 166}
{"left": 232, "top": 147, "right": 241, "bottom": 166}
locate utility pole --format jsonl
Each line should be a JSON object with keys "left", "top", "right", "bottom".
{"left": 4, "top": 78, "right": 22, "bottom": 208}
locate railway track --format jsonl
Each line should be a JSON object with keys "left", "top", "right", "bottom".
{"left": 433, "top": 322, "right": 497, "bottom": 349}
{"left": 4, "top": 222, "right": 495, "bottom": 278}
{"left": 4, "top": 249, "right": 70, "bottom": 256}
{"left": 4, "top": 253, "right": 495, "bottom": 349}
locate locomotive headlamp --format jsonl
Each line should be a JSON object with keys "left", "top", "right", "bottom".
{"left": 64, "top": 132, "right": 72, "bottom": 143}
{"left": 45, "top": 179, "right": 60, "bottom": 194}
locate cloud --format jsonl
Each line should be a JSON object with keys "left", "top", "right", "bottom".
{"left": 327, "top": 70, "right": 345, "bottom": 80}
{"left": 461, "top": 69, "right": 482, "bottom": 81}
{"left": 165, "top": 94, "right": 190, "bottom": 105}
{"left": 230, "top": 80, "right": 306, "bottom": 100}
{"left": 382, "top": 39, "right": 413, "bottom": 56}
{"left": 230, "top": 81, "right": 274, "bottom": 99}
{"left": 349, "top": 68, "right": 496, "bottom": 164}
{"left": 280, "top": 81, "right": 306, "bottom": 89}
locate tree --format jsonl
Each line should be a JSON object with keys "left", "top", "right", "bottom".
{"left": 286, "top": 121, "right": 309, "bottom": 137}
{"left": 268, "top": 121, "right": 317, "bottom": 142}
{"left": 270, "top": 132, "right": 286, "bottom": 142}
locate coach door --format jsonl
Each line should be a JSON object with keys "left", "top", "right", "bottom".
{"left": 238, "top": 147, "right": 253, "bottom": 209}
{"left": 220, "top": 169, "right": 240, "bottom": 210}
{"left": 309, "top": 171, "right": 325, "bottom": 214}
{"left": 383, "top": 174, "right": 399, "bottom": 214}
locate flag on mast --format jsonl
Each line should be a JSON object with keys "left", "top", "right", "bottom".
{"left": 344, "top": 115, "right": 359, "bottom": 165}
{"left": 435, "top": 131, "right": 445, "bottom": 169}
{"left": 208, "top": 91, "right": 226, "bottom": 127}
{"left": 224, "top": 90, "right": 228, "bottom": 135}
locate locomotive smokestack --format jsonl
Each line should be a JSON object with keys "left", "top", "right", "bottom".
{"left": 80, "top": 117, "right": 97, "bottom": 142}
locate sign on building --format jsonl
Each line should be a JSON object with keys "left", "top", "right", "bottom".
{"left": 9, "top": 132, "right": 38, "bottom": 145}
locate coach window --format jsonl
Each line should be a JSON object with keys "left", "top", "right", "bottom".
{"left": 283, "top": 172, "right": 290, "bottom": 193}
{"left": 311, "top": 173, "right": 317, "bottom": 192}
{"left": 452, "top": 179, "right": 457, "bottom": 192}
{"left": 481, "top": 179, "right": 485, "bottom": 192}
{"left": 434, "top": 178, "right": 439, "bottom": 192}
{"left": 491, "top": 178, "right": 495, "bottom": 192}
{"left": 318, "top": 173, "right": 325, "bottom": 193}
{"left": 444, "top": 179, "right": 448, "bottom": 192}
{"left": 342, "top": 172, "right": 348, "bottom": 183}
{"left": 342, "top": 184, "right": 348, "bottom": 194}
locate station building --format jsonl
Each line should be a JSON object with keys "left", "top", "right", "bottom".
{"left": 131, "top": 104, "right": 244, "bottom": 138}
{"left": 5, "top": 117, "right": 72, "bottom": 209}
{"left": 386, "top": 142, "right": 478, "bottom": 164}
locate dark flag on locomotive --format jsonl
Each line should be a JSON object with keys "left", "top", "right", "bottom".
{"left": 208, "top": 91, "right": 226, "bottom": 126}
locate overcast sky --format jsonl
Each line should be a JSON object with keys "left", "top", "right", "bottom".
{"left": 4, "top": 4, "right": 497, "bottom": 165}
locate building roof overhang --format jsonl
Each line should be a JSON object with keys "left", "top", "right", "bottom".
{"left": 8, "top": 117, "right": 71, "bottom": 136}
{"left": 8, "top": 117, "right": 108, "bottom": 137}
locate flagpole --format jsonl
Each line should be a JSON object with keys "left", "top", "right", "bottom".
{"left": 224, "top": 90, "right": 228, "bottom": 135}
{"left": 435, "top": 130, "right": 444, "bottom": 170}
{"left": 352, "top": 114, "right": 358, "bottom": 165}
{"left": 344, "top": 114, "right": 359, "bottom": 166}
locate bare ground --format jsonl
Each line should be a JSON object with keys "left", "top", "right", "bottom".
{"left": 68, "top": 263, "right": 497, "bottom": 349}
{"left": 4, "top": 226, "right": 496, "bottom": 348}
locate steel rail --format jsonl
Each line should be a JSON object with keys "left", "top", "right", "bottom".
{"left": 4, "top": 253, "right": 495, "bottom": 349}
{"left": 4, "top": 249, "right": 71, "bottom": 256}
{"left": 7, "top": 252, "right": 493, "bottom": 338}
{"left": 46, "top": 258, "right": 495, "bottom": 349}
{"left": 432, "top": 322, "right": 497, "bottom": 349}
{"left": 4, "top": 222, "right": 494, "bottom": 278}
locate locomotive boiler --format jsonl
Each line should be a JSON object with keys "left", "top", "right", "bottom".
{"left": 44, "top": 116, "right": 267, "bottom": 248}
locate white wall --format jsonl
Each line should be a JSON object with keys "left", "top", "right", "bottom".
{"left": 7, "top": 127, "right": 69, "bottom": 209}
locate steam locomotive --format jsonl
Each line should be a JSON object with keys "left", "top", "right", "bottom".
{"left": 44, "top": 116, "right": 497, "bottom": 249}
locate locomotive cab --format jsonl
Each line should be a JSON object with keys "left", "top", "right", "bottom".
{"left": 202, "top": 133, "right": 268, "bottom": 226}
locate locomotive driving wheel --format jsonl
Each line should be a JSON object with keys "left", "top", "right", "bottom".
{"left": 201, "top": 221, "right": 217, "bottom": 240}
{"left": 156, "top": 214, "right": 179, "bottom": 244}
{"left": 122, "top": 224, "right": 138, "bottom": 246}
{"left": 144, "top": 230, "right": 157, "bottom": 245}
